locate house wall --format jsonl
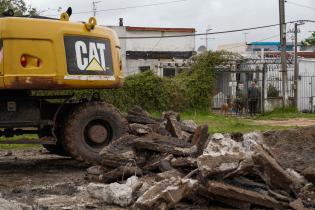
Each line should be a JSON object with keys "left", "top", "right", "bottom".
{"left": 125, "top": 31, "right": 195, "bottom": 52}
{"left": 298, "top": 59, "right": 315, "bottom": 112}
{"left": 108, "top": 26, "right": 195, "bottom": 76}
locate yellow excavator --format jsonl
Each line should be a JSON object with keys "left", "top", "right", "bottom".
{"left": 0, "top": 8, "right": 128, "bottom": 164}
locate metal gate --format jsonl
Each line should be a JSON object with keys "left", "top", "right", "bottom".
{"left": 212, "top": 58, "right": 295, "bottom": 115}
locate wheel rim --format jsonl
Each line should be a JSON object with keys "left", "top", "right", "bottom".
{"left": 83, "top": 119, "right": 113, "bottom": 151}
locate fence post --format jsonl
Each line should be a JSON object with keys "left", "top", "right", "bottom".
{"left": 261, "top": 63, "right": 267, "bottom": 114}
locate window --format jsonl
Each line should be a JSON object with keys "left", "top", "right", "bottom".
{"left": 163, "top": 68, "right": 176, "bottom": 77}
{"left": 139, "top": 66, "right": 150, "bottom": 72}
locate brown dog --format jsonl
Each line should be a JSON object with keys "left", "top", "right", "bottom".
{"left": 221, "top": 103, "right": 232, "bottom": 115}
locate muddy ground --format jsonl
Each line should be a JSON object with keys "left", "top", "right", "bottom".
{"left": 1, "top": 126, "right": 315, "bottom": 209}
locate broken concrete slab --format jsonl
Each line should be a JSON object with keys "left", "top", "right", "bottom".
{"left": 191, "top": 125, "right": 209, "bottom": 156}
{"left": 156, "top": 169, "right": 185, "bottom": 181}
{"left": 290, "top": 198, "right": 307, "bottom": 210}
{"left": 100, "top": 165, "right": 143, "bottom": 184}
{"left": 34, "top": 194, "right": 100, "bottom": 210}
{"left": 252, "top": 145, "right": 296, "bottom": 193}
{"left": 302, "top": 167, "right": 315, "bottom": 184}
{"left": 203, "top": 134, "right": 245, "bottom": 157}
{"left": 87, "top": 165, "right": 103, "bottom": 175}
{"left": 180, "top": 120, "right": 198, "bottom": 133}
{"left": 130, "top": 123, "right": 153, "bottom": 136}
{"left": 87, "top": 182, "right": 133, "bottom": 207}
{"left": 0, "top": 198, "right": 31, "bottom": 210}
{"left": 162, "top": 111, "right": 180, "bottom": 121}
{"left": 133, "top": 134, "right": 197, "bottom": 156}
{"left": 142, "top": 153, "right": 171, "bottom": 172}
{"left": 204, "top": 181, "right": 281, "bottom": 209}
{"left": 127, "top": 106, "right": 161, "bottom": 125}
{"left": 133, "top": 177, "right": 198, "bottom": 210}
{"left": 197, "top": 154, "right": 242, "bottom": 178}
{"left": 165, "top": 116, "right": 183, "bottom": 139}
{"left": 99, "top": 135, "right": 140, "bottom": 168}
{"left": 171, "top": 157, "right": 197, "bottom": 169}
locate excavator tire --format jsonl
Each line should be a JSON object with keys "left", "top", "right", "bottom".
{"left": 64, "top": 102, "right": 129, "bottom": 164}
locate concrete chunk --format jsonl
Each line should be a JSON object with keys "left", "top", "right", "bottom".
{"left": 205, "top": 181, "right": 281, "bottom": 209}
{"left": 87, "top": 182, "right": 133, "bottom": 207}
{"left": 197, "top": 154, "right": 242, "bottom": 178}
{"left": 133, "top": 178, "right": 198, "bottom": 210}
{"left": 252, "top": 145, "right": 296, "bottom": 192}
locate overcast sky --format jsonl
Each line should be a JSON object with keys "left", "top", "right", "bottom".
{"left": 25, "top": 0, "right": 315, "bottom": 50}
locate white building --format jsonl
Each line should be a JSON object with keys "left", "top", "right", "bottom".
{"left": 298, "top": 59, "right": 315, "bottom": 112}
{"left": 108, "top": 20, "right": 196, "bottom": 77}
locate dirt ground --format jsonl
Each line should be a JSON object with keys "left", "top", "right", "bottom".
{"left": 0, "top": 149, "right": 124, "bottom": 209}
{"left": 1, "top": 126, "right": 315, "bottom": 209}
{"left": 255, "top": 118, "right": 315, "bottom": 127}
{"left": 263, "top": 126, "right": 315, "bottom": 172}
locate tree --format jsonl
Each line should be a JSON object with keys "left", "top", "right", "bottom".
{"left": 0, "top": 0, "right": 38, "bottom": 16}
{"left": 302, "top": 32, "right": 315, "bottom": 46}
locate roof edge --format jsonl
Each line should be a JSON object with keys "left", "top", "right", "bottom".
{"left": 126, "top": 26, "right": 196, "bottom": 33}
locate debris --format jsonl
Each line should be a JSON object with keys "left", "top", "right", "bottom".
{"left": 99, "top": 135, "right": 143, "bottom": 168}
{"left": 162, "top": 111, "right": 180, "bottom": 121}
{"left": 130, "top": 123, "right": 153, "bottom": 135}
{"left": 0, "top": 198, "right": 31, "bottom": 210}
{"left": 203, "top": 134, "right": 244, "bottom": 157}
{"left": 87, "top": 182, "right": 133, "bottom": 207}
{"left": 302, "top": 167, "right": 315, "bottom": 184}
{"left": 100, "top": 165, "right": 143, "bottom": 183}
{"left": 133, "top": 177, "right": 198, "bottom": 210}
{"left": 156, "top": 169, "right": 184, "bottom": 181}
{"left": 127, "top": 106, "right": 159, "bottom": 125}
{"left": 171, "top": 157, "right": 198, "bottom": 169}
{"left": 252, "top": 145, "right": 296, "bottom": 192}
{"left": 87, "top": 165, "right": 103, "bottom": 175}
{"left": 34, "top": 194, "right": 98, "bottom": 210}
{"left": 203, "top": 181, "right": 282, "bottom": 209}
{"left": 290, "top": 198, "right": 306, "bottom": 210}
{"left": 133, "top": 134, "right": 197, "bottom": 156}
{"left": 191, "top": 125, "right": 209, "bottom": 156}
{"left": 52, "top": 108, "right": 315, "bottom": 209}
{"left": 197, "top": 154, "right": 242, "bottom": 178}
{"left": 158, "top": 155, "right": 175, "bottom": 172}
{"left": 165, "top": 115, "right": 183, "bottom": 139}
{"left": 4, "top": 151, "right": 13, "bottom": 157}
{"left": 180, "top": 120, "right": 198, "bottom": 133}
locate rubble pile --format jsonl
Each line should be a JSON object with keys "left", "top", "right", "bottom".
{"left": 84, "top": 106, "right": 315, "bottom": 209}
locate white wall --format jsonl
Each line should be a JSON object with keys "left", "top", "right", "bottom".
{"left": 298, "top": 59, "right": 315, "bottom": 112}
{"left": 125, "top": 31, "right": 195, "bottom": 52}
{"left": 107, "top": 26, "right": 195, "bottom": 76}
{"left": 107, "top": 26, "right": 128, "bottom": 74}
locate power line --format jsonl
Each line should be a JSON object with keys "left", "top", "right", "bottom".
{"left": 119, "top": 20, "right": 315, "bottom": 39}
{"left": 45, "top": 0, "right": 189, "bottom": 16}
{"left": 286, "top": 1, "right": 315, "bottom": 10}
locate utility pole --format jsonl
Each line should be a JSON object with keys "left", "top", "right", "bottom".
{"left": 243, "top": 32, "right": 249, "bottom": 44}
{"left": 92, "top": 0, "right": 101, "bottom": 17}
{"left": 294, "top": 23, "right": 299, "bottom": 108}
{"left": 279, "top": 0, "right": 288, "bottom": 107}
{"left": 205, "top": 28, "right": 212, "bottom": 50}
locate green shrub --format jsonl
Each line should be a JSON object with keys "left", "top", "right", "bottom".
{"left": 33, "top": 51, "right": 236, "bottom": 112}
{"left": 267, "top": 84, "right": 280, "bottom": 98}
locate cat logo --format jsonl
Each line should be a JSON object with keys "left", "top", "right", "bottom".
{"left": 75, "top": 41, "right": 106, "bottom": 71}
{"left": 64, "top": 36, "right": 113, "bottom": 76}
